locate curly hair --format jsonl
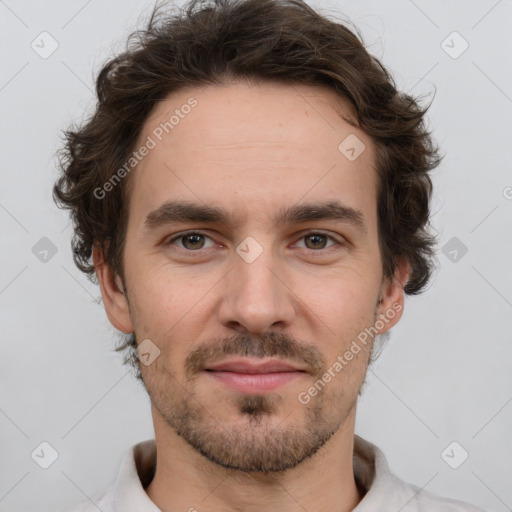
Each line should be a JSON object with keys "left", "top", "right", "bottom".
{"left": 53, "top": 0, "right": 441, "bottom": 378}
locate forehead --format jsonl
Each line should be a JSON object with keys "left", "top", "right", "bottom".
{"left": 127, "top": 80, "right": 377, "bottom": 231}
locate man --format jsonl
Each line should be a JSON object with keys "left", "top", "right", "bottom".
{"left": 54, "top": 0, "right": 483, "bottom": 510}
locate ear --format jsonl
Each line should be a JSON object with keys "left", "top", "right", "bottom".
{"left": 93, "top": 244, "right": 134, "bottom": 333}
{"left": 375, "top": 257, "right": 410, "bottom": 334}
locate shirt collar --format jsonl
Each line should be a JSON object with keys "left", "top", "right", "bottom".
{"left": 111, "top": 435, "right": 411, "bottom": 511}
{"left": 112, "top": 439, "right": 160, "bottom": 511}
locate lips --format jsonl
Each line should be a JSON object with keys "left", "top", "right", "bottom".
{"left": 204, "top": 358, "right": 307, "bottom": 393}
{"left": 204, "top": 358, "right": 305, "bottom": 374}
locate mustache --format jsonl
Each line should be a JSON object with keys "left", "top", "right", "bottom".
{"left": 185, "top": 331, "right": 326, "bottom": 378}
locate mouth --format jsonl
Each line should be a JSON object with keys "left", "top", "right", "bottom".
{"left": 203, "top": 358, "right": 307, "bottom": 393}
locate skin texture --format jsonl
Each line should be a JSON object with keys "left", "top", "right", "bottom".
{"left": 94, "top": 80, "right": 409, "bottom": 512}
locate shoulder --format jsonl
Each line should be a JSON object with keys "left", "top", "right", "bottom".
{"left": 353, "top": 436, "right": 485, "bottom": 512}
{"left": 58, "top": 486, "right": 114, "bottom": 512}
{"left": 385, "top": 470, "right": 485, "bottom": 512}
{"left": 405, "top": 481, "right": 486, "bottom": 511}
{"left": 57, "top": 439, "right": 156, "bottom": 512}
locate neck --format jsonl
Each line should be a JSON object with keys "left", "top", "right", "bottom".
{"left": 145, "top": 406, "right": 363, "bottom": 512}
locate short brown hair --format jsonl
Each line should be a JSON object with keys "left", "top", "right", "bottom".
{"left": 54, "top": 0, "right": 441, "bottom": 328}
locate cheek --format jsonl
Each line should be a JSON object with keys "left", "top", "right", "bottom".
{"left": 296, "top": 270, "right": 379, "bottom": 362}
{"left": 127, "top": 257, "right": 201, "bottom": 313}
{"left": 305, "top": 267, "right": 378, "bottom": 317}
{"left": 127, "top": 268, "right": 215, "bottom": 355}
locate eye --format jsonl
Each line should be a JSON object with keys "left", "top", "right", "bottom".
{"left": 295, "top": 232, "right": 339, "bottom": 250}
{"left": 164, "top": 231, "right": 216, "bottom": 251}
{"left": 163, "top": 230, "right": 343, "bottom": 254}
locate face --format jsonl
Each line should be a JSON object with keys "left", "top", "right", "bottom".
{"left": 96, "top": 80, "right": 407, "bottom": 473}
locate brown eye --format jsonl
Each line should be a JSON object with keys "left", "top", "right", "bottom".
{"left": 181, "top": 233, "right": 206, "bottom": 250}
{"left": 165, "top": 231, "right": 215, "bottom": 251}
{"left": 304, "top": 233, "right": 329, "bottom": 249}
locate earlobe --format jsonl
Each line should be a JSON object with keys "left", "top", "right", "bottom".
{"left": 376, "top": 258, "right": 410, "bottom": 334}
{"left": 93, "top": 244, "right": 134, "bottom": 333}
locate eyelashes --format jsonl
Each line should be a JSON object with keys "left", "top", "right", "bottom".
{"left": 165, "top": 232, "right": 216, "bottom": 250}
{"left": 164, "top": 230, "right": 343, "bottom": 253}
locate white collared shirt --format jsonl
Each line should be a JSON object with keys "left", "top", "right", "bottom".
{"left": 61, "top": 435, "right": 484, "bottom": 511}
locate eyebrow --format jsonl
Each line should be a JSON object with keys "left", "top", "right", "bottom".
{"left": 143, "top": 200, "right": 367, "bottom": 235}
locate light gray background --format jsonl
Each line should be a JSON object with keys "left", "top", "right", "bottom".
{"left": 1, "top": 1, "right": 511, "bottom": 511}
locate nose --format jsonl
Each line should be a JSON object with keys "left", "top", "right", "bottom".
{"left": 217, "top": 245, "right": 296, "bottom": 334}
